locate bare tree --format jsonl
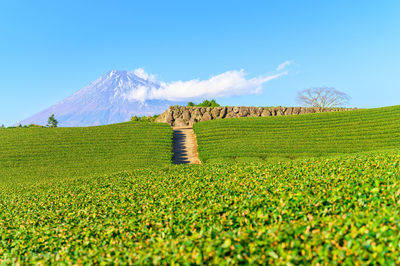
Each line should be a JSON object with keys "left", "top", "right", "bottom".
{"left": 296, "top": 87, "right": 350, "bottom": 108}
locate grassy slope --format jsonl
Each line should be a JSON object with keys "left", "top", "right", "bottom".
{"left": 193, "top": 105, "right": 400, "bottom": 162}
{"left": 0, "top": 122, "right": 172, "bottom": 181}
{"left": 1, "top": 150, "right": 399, "bottom": 264}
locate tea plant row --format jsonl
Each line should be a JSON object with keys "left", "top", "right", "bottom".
{"left": 1, "top": 150, "right": 399, "bottom": 264}
{"left": 194, "top": 105, "right": 400, "bottom": 162}
{"left": 0, "top": 122, "right": 173, "bottom": 181}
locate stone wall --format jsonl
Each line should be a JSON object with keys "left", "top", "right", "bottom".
{"left": 155, "top": 106, "right": 356, "bottom": 127}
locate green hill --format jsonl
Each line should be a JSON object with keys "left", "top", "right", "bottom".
{"left": 0, "top": 122, "right": 172, "bottom": 181}
{"left": 2, "top": 106, "right": 400, "bottom": 263}
{"left": 193, "top": 105, "right": 400, "bottom": 162}
{"left": 1, "top": 150, "right": 399, "bottom": 264}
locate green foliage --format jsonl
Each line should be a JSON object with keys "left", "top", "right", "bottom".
{"left": 47, "top": 114, "right": 58, "bottom": 128}
{"left": 0, "top": 122, "right": 173, "bottom": 180}
{"left": 0, "top": 151, "right": 399, "bottom": 263}
{"left": 188, "top": 99, "right": 220, "bottom": 107}
{"left": 0, "top": 124, "right": 4, "bottom": 129}
{"left": 7, "top": 124, "right": 43, "bottom": 129}
{"left": 131, "top": 115, "right": 159, "bottom": 122}
{"left": 194, "top": 105, "right": 400, "bottom": 162}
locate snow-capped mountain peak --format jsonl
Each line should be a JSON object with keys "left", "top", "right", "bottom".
{"left": 17, "top": 70, "right": 181, "bottom": 127}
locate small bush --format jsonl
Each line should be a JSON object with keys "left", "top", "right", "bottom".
{"left": 131, "top": 115, "right": 160, "bottom": 123}
{"left": 28, "top": 124, "right": 43, "bottom": 128}
{"left": 187, "top": 99, "right": 220, "bottom": 107}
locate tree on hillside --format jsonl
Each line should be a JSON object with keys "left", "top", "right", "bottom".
{"left": 0, "top": 124, "right": 5, "bottom": 129}
{"left": 47, "top": 114, "right": 58, "bottom": 128}
{"left": 208, "top": 99, "right": 220, "bottom": 107}
{"left": 188, "top": 99, "right": 220, "bottom": 107}
{"left": 296, "top": 87, "right": 350, "bottom": 108}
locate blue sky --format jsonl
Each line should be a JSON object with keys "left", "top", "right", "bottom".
{"left": 0, "top": 0, "right": 399, "bottom": 126}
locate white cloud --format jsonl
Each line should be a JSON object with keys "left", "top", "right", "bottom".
{"left": 124, "top": 63, "right": 289, "bottom": 102}
{"left": 132, "top": 68, "right": 157, "bottom": 82}
{"left": 276, "top": 60, "right": 293, "bottom": 71}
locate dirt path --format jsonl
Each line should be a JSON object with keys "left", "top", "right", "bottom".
{"left": 172, "top": 126, "right": 201, "bottom": 165}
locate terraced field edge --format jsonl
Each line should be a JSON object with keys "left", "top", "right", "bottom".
{"left": 193, "top": 105, "right": 400, "bottom": 162}
{"left": 0, "top": 122, "right": 173, "bottom": 181}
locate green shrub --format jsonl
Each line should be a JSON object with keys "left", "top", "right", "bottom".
{"left": 131, "top": 115, "right": 159, "bottom": 123}
{"left": 187, "top": 99, "right": 220, "bottom": 107}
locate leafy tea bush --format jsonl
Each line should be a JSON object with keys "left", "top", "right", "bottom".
{"left": 0, "top": 151, "right": 399, "bottom": 264}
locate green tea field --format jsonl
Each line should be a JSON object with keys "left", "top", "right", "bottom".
{"left": 1, "top": 106, "right": 400, "bottom": 264}
{"left": 0, "top": 122, "right": 172, "bottom": 181}
{"left": 1, "top": 151, "right": 399, "bottom": 264}
{"left": 194, "top": 105, "right": 400, "bottom": 163}
{"left": 2, "top": 1, "right": 399, "bottom": 263}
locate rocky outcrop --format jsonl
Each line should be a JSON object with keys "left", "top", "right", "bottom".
{"left": 156, "top": 106, "right": 357, "bottom": 126}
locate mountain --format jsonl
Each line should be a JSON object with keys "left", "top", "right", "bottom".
{"left": 18, "top": 70, "right": 182, "bottom": 127}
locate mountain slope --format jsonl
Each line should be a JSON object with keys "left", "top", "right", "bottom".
{"left": 18, "top": 70, "right": 181, "bottom": 127}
